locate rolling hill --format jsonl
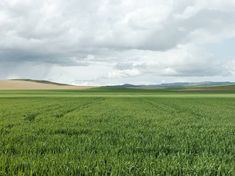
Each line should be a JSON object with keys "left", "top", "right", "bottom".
{"left": 106, "top": 81, "right": 235, "bottom": 89}
{"left": 0, "top": 79, "right": 92, "bottom": 90}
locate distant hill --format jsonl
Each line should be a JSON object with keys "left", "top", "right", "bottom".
{"left": 11, "top": 79, "right": 70, "bottom": 86}
{"left": 0, "top": 79, "right": 93, "bottom": 90}
{"left": 106, "top": 82, "right": 235, "bottom": 89}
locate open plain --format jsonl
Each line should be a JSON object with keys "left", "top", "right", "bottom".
{"left": 0, "top": 87, "right": 234, "bottom": 175}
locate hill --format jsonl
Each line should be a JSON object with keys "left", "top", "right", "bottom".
{"left": 106, "top": 81, "right": 235, "bottom": 89}
{"left": 11, "top": 79, "right": 70, "bottom": 86}
{"left": 0, "top": 80, "right": 92, "bottom": 90}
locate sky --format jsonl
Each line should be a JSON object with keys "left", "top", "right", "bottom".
{"left": 0, "top": 0, "right": 235, "bottom": 85}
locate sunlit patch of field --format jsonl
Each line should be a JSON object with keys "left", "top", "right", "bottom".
{"left": 0, "top": 80, "right": 93, "bottom": 90}
{"left": 0, "top": 89, "right": 234, "bottom": 175}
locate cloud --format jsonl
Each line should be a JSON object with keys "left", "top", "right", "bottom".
{"left": 0, "top": 0, "right": 235, "bottom": 84}
{"left": 108, "top": 44, "right": 230, "bottom": 78}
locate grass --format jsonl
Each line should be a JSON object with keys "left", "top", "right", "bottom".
{"left": 0, "top": 88, "right": 234, "bottom": 175}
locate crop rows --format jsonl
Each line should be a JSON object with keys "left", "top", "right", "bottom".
{"left": 0, "top": 96, "right": 234, "bottom": 175}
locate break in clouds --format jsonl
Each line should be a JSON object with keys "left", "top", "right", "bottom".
{"left": 0, "top": 0, "right": 235, "bottom": 85}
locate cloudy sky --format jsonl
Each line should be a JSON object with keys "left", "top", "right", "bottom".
{"left": 0, "top": 0, "right": 235, "bottom": 85}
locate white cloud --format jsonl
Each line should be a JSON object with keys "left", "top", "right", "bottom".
{"left": 0, "top": 0, "right": 235, "bottom": 84}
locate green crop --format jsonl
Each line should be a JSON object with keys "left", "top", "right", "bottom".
{"left": 0, "top": 90, "right": 234, "bottom": 175}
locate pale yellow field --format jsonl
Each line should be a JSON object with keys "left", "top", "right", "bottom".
{"left": 0, "top": 80, "right": 92, "bottom": 90}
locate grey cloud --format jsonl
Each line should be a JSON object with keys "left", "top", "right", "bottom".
{"left": 0, "top": 0, "right": 235, "bottom": 83}
{"left": 161, "top": 64, "right": 228, "bottom": 77}
{"left": 0, "top": 48, "right": 86, "bottom": 66}
{"left": 115, "top": 62, "right": 147, "bottom": 70}
{"left": 1, "top": 0, "right": 234, "bottom": 56}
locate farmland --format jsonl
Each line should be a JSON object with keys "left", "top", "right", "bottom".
{"left": 0, "top": 80, "right": 92, "bottom": 90}
{"left": 0, "top": 88, "right": 235, "bottom": 175}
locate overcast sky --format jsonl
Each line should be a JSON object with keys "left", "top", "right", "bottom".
{"left": 0, "top": 0, "right": 235, "bottom": 85}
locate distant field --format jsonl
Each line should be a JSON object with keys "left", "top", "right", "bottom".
{"left": 0, "top": 80, "right": 92, "bottom": 90}
{"left": 0, "top": 89, "right": 234, "bottom": 175}
{"left": 181, "top": 85, "right": 235, "bottom": 92}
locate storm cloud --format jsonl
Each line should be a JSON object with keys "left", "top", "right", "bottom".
{"left": 0, "top": 0, "right": 235, "bottom": 85}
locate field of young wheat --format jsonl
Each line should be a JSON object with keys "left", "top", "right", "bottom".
{"left": 0, "top": 90, "right": 234, "bottom": 175}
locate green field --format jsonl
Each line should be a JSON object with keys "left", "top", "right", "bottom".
{"left": 0, "top": 89, "right": 235, "bottom": 175}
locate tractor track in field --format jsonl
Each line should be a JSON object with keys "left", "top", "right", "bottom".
{"left": 19, "top": 98, "right": 105, "bottom": 122}
{"left": 51, "top": 97, "right": 106, "bottom": 119}
{"left": 143, "top": 98, "right": 205, "bottom": 119}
